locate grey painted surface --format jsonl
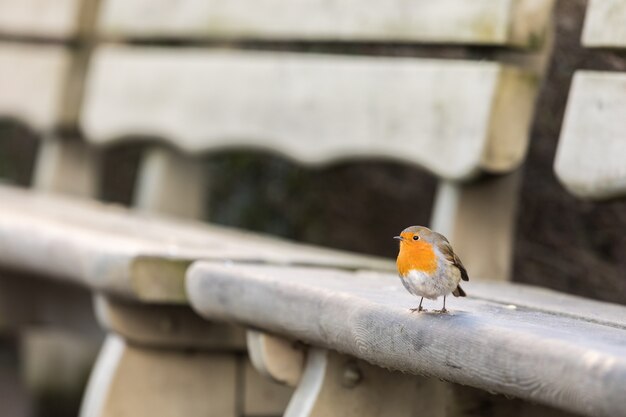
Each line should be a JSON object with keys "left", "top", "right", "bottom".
{"left": 556, "top": 71, "right": 626, "bottom": 199}
{"left": 187, "top": 262, "right": 626, "bottom": 417}
{"left": 0, "top": 0, "right": 83, "bottom": 38}
{"left": 81, "top": 47, "right": 538, "bottom": 180}
{"left": 582, "top": 0, "right": 626, "bottom": 47}
{"left": 98, "top": 0, "right": 554, "bottom": 47}
{"left": 0, "top": 185, "right": 393, "bottom": 302}
{"left": 0, "top": 43, "right": 71, "bottom": 131}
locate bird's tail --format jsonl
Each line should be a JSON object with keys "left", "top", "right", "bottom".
{"left": 453, "top": 285, "right": 466, "bottom": 297}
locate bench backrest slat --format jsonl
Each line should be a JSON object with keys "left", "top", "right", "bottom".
{"left": 0, "top": 44, "right": 72, "bottom": 130}
{"left": 78, "top": 0, "right": 554, "bottom": 279}
{"left": 555, "top": 0, "right": 626, "bottom": 199}
{"left": 0, "top": 0, "right": 84, "bottom": 39}
{"left": 82, "top": 48, "right": 537, "bottom": 180}
{"left": 582, "top": 0, "right": 626, "bottom": 48}
{"left": 555, "top": 72, "right": 626, "bottom": 199}
{"left": 0, "top": 0, "right": 556, "bottom": 280}
{"left": 98, "top": 0, "right": 553, "bottom": 47}
{"left": 0, "top": 0, "right": 99, "bottom": 198}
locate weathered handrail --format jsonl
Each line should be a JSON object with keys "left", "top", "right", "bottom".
{"left": 187, "top": 262, "right": 626, "bottom": 417}
{"left": 0, "top": 185, "right": 393, "bottom": 302}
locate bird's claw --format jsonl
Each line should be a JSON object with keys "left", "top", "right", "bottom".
{"left": 409, "top": 307, "right": 427, "bottom": 313}
{"left": 433, "top": 308, "right": 448, "bottom": 314}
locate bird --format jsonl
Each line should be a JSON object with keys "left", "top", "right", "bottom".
{"left": 394, "top": 225, "right": 468, "bottom": 313}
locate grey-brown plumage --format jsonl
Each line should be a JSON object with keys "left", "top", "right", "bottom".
{"left": 396, "top": 225, "right": 469, "bottom": 312}
{"left": 432, "top": 231, "right": 469, "bottom": 285}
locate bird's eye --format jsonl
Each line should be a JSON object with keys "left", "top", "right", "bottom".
{"left": 412, "top": 235, "right": 419, "bottom": 241}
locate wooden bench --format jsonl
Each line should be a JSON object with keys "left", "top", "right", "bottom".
{"left": 3, "top": 1, "right": 623, "bottom": 417}
{"left": 0, "top": 185, "right": 390, "bottom": 416}
{"left": 75, "top": 0, "right": 553, "bottom": 416}
{"left": 83, "top": 0, "right": 554, "bottom": 283}
{"left": 0, "top": 0, "right": 100, "bottom": 196}
{"left": 187, "top": 262, "right": 626, "bottom": 417}
{"left": 0, "top": 0, "right": 253, "bottom": 413}
{"left": 0, "top": 1, "right": 103, "bottom": 414}
{"left": 555, "top": 0, "right": 626, "bottom": 199}
{"left": 2, "top": 0, "right": 554, "bottom": 415}
{"left": 182, "top": 2, "right": 626, "bottom": 417}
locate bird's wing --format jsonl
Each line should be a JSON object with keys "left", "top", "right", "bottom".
{"left": 434, "top": 232, "right": 469, "bottom": 281}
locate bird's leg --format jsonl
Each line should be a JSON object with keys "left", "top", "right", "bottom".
{"left": 410, "top": 297, "right": 426, "bottom": 313}
{"left": 435, "top": 296, "right": 448, "bottom": 313}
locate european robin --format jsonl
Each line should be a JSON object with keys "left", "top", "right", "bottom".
{"left": 395, "top": 225, "right": 468, "bottom": 313}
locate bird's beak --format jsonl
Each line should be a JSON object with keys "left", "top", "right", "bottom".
{"left": 393, "top": 236, "right": 403, "bottom": 241}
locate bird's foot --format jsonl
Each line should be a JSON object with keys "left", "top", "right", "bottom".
{"left": 433, "top": 308, "right": 448, "bottom": 314}
{"left": 409, "top": 306, "right": 426, "bottom": 313}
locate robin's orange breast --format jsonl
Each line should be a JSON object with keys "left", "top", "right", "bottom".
{"left": 396, "top": 241, "right": 438, "bottom": 277}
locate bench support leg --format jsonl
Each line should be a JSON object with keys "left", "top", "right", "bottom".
{"left": 33, "top": 136, "right": 101, "bottom": 198}
{"left": 431, "top": 171, "right": 521, "bottom": 282}
{"left": 244, "top": 331, "right": 299, "bottom": 416}
{"left": 80, "top": 334, "right": 238, "bottom": 417}
{"left": 22, "top": 328, "right": 100, "bottom": 416}
{"left": 285, "top": 348, "right": 448, "bottom": 417}
{"left": 0, "top": 272, "right": 102, "bottom": 417}
{"left": 247, "top": 330, "right": 305, "bottom": 387}
{"left": 134, "top": 146, "right": 207, "bottom": 219}
{"left": 242, "top": 356, "right": 294, "bottom": 417}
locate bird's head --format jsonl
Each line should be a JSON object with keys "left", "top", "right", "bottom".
{"left": 393, "top": 225, "right": 434, "bottom": 246}
{"left": 394, "top": 226, "right": 438, "bottom": 276}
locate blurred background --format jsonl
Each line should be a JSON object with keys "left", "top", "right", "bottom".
{"left": 0, "top": 1, "right": 625, "bottom": 417}
{"left": 2, "top": 0, "right": 624, "bottom": 303}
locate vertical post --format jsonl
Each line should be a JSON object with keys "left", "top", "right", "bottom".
{"left": 21, "top": 1, "right": 111, "bottom": 413}
{"left": 134, "top": 147, "right": 207, "bottom": 219}
{"left": 33, "top": 136, "right": 101, "bottom": 198}
{"left": 81, "top": 295, "right": 248, "bottom": 417}
{"left": 80, "top": 335, "right": 238, "bottom": 417}
{"left": 430, "top": 171, "right": 522, "bottom": 282}
{"left": 285, "top": 349, "right": 449, "bottom": 417}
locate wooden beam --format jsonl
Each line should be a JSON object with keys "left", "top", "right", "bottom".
{"left": 0, "top": 185, "right": 393, "bottom": 302}
{"left": 284, "top": 348, "right": 449, "bottom": 417}
{"left": 98, "top": 0, "right": 554, "bottom": 48}
{"left": 242, "top": 357, "right": 293, "bottom": 416}
{"left": 33, "top": 137, "right": 101, "bottom": 198}
{"left": 582, "top": 0, "right": 626, "bottom": 48}
{"left": 81, "top": 47, "right": 539, "bottom": 180}
{"left": 469, "top": 282, "right": 626, "bottom": 328}
{"left": 133, "top": 146, "right": 207, "bottom": 219}
{"left": 555, "top": 71, "right": 626, "bottom": 199}
{"left": 90, "top": 298, "right": 292, "bottom": 416}
{"left": 247, "top": 330, "right": 305, "bottom": 387}
{"left": 93, "top": 295, "right": 246, "bottom": 349}
{"left": 79, "top": 335, "right": 238, "bottom": 417}
{"left": 430, "top": 172, "right": 521, "bottom": 281}
{"left": 0, "top": 0, "right": 84, "bottom": 39}
{"left": 186, "top": 262, "right": 626, "bottom": 417}
{"left": 0, "top": 43, "right": 71, "bottom": 131}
